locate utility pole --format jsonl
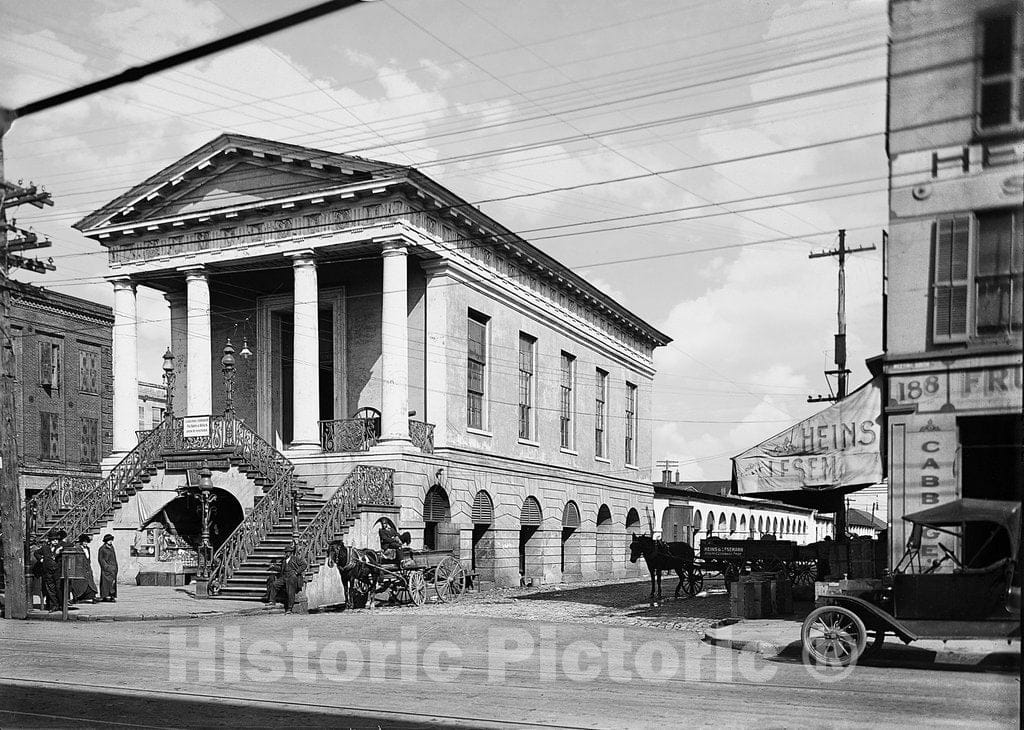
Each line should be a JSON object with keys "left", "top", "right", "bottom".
{"left": 807, "top": 229, "right": 876, "bottom": 543}
{"left": 807, "top": 230, "right": 877, "bottom": 403}
{"left": 1, "top": 114, "right": 55, "bottom": 619}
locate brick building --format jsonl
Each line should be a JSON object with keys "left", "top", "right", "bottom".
{"left": 8, "top": 284, "right": 113, "bottom": 498}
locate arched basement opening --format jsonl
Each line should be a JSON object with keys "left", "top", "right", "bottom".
{"left": 423, "top": 485, "right": 452, "bottom": 550}
{"left": 561, "top": 501, "right": 582, "bottom": 579}
{"left": 519, "top": 496, "right": 543, "bottom": 583}
{"left": 596, "top": 504, "right": 614, "bottom": 575}
{"left": 471, "top": 490, "right": 495, "bottom": 584}
{"left": 142, "top": 487, "right": 243, "bottom": 554}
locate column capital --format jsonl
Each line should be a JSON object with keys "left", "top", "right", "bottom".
{"left": 380, "top": 240, "right": 408, "bottom": 257}
{"left": 179, "top": 264, "right": 208, "bottom": 281}
{"left": 285, "top": 249, "right": 317, "bottom": 266}
{"left": 420, "top": 259, "right": 451, "bottom": 278}
{"left": 107, "top": 276, "right": 136, "bottom": 291}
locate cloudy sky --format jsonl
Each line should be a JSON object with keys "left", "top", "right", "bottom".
{"left": 1, "top": 0, "right": 889, "bottom": 480}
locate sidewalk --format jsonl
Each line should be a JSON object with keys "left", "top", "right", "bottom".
{"left": 703, "top": 616, "right": 1021, "bottom": 672}
{"left": 16, "top": 585, "right": 271, "bottom": 622}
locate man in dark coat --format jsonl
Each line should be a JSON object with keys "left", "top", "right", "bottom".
{"left": 69, "top": 534, "right": 98, "bottom": 604}
{"left": 267, "top": 545, "right": 307, "bottom": 614}
{"left": 32, "top": 534, "right": 63, "bottom": 611}
{"left": 98, "top": 534, "right": 118, "bottom": 602}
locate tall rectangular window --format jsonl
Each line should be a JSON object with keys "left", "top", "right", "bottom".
{"left": 595, "top": 368, "right": 608, "bottom": 459}
{"left": 79, "top": 348, "right": 99, "bottom": 394}
{"left": 40, "top": 412, "right": 60, "bottom": 461}
{"left": 560, "top": 352, "right": 575, "bottom": 449}
{"left": 39, "top": 340, "right": 61, "bottom": 389}
{"left": 933, "top": 210, "right": 1022, "bottom": 341}
{"left": 81, "top": 417, "right": 99, "bottom": 464}
{"left": 467, "top": 311, "right": 488, "bottom": 430}
{"left": 977, "top": 11, "right": 1023, "bottom": 131}
{"left": 518, "top": 333, "right": 536, "bottom": 440}
{"left": 625, "top": 382, "right": 637, "bottom": 465}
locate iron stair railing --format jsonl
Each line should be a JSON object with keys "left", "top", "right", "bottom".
{"left": 44, "top": 420, "right": 171, "bottom": 542}
{"left": 25, "top": 474, "right": 101, "bottom": 541}
{"left": 293, "top": 464, "right": 394, "bottom": 570}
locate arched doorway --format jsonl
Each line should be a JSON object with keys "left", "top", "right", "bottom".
{"left": 625, "top": 508, "right": 641, "bottom": 532}
{"left": 519, "top": 496, "right": 543, "bottom": 582}
{"left": 143, "top": 487, "right": 243, "bottom": 553}
{"left": 706, "top": 511, "right": 715, "bottom": 538}
{"left": 596, "top": 504, "right": 614, "bottom": 575}
{"left": 471, "top": 490, "right": 495, "bottom": 584}
{"left": 729, "top": 514, "right": 738, "bottom": 535}
{"left": 561, "top": 501, "right": 581, "bottom": 579}
{"left": 423, "top": 485, "right": 454, "bottom": 550}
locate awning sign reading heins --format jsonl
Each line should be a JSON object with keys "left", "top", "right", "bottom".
{"left": 732, "top": 378, "right": 883, "bottom": 495}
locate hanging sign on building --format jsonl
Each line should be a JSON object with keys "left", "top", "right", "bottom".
{"left": 732, "top": 378, "right": 882, "bottom": 495}
{"left": 182, "top": 416, "right": 211, "bottom": 438}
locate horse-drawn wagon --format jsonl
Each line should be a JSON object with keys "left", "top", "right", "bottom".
{"left": 329, "top": 541, "right": 468, "bottom": 608}
{"left": 698, "top": 537, "right": 820, "bottom": 587}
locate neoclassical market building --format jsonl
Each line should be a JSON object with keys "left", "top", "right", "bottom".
{"left": 56, "top": 133, "right": 670, "bottom": 600}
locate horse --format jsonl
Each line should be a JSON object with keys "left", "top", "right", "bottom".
{"left": 629, "top": 533, "right": 696, "bottom": 602}
{"left": 327, "top": 538, "right": 381, "bottom": 610}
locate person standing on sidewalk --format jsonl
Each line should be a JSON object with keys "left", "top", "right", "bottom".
{"left": 98, "top": 534, "right": 118, "bottom": 602}
{"left": 32, "top": 534, "right": 63, "bottom": 612}
{"left": 267, "top": 545, "right": 306, "bottom": 614}
{"left": 69, "top": 534, "right": 98, "bottom": 604}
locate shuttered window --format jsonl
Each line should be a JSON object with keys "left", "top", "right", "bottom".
{"left": 521, "top": 496, "right": 542, "bottom": 527}
{"left": 81, "top": 417, "right": 99, "bottom": 464}
{"left": 594, "top": 369, "right": 608, "bottom": 458}
{"left": 933, "top": 216, "right": 970, "bottom": 341}
{"left": 423, "top": 486, "right": 451, "bottom": 522}
{"left": 933, "top": 210, "right": 1022, "bottom": 342}
{"left": 472, "top": 491, "right": 494, "bottom": 525}
{"left": 624, "top": 382, "right": 637, "bottom": 465}
{"left": 79, "top": 348, "right": 99, "bottom": 394}
{"left": 562, "top": 501, "right": 580, "bottom": 529}
{"left": 39, "top": 341, "right": 60, "bottom": 389}
{"left": 40, "top": 412, "right": 60, "bottom": 461}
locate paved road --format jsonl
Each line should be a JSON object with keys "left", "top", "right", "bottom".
{"left": 1, "top": 609, "right": 1018, "bottom": 729}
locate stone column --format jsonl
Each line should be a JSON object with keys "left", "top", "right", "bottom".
{"left": 378, "top": 242, "right": 411, "bottom": 444}
{"left": 422, "top": 261, "right": 450, "bottom": 449}
{"left": 111, "top": 278, "right": 139, "bottom": 454}
{"left": 164, "top": 292, "right": 188, "bottom": 413}
{"left": 183, "top": 267, "right": 212, "bottom": 415}
{"left": 287, "top": 250, "right": 320, "bottom": 449}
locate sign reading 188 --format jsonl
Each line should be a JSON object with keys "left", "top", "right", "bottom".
{"left": 894, "top": 375, "right": 941, "bottom": 401}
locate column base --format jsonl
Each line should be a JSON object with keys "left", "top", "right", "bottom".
{"left": 285, "top": 441, "right": 322, "bottom": 452}
{"left": 370, "top": 438, "right": 414, "bottom": 453}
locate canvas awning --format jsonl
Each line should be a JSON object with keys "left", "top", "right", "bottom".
{"left": 731, "top": 377, "right": 883, "bottom": 508}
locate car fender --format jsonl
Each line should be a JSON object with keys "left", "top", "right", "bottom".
{"left": 825, "top": 595, "right": 918, "bottom": 643}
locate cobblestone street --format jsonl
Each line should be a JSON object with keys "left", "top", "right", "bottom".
{"left": 360, "top": 577, "right": 733, "bottom": 634}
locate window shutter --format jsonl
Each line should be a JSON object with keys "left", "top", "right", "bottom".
{"left": 423, "top": 486, "right": 450, "bottom": 522}
{"left": 39, "top": 342, "right": 51, "bottom": 385}
{"left": 40, "top": 413, "right": 51, "bottom": 458}
{"left": 50, "top": 415, "right": 60, "bottom": 459}
{"left": 472, "top": 491, "right": 494, "bottom": 525}
{"left": 521, "top": 496, "right": 542, "bottom": 527}
{"left": 562, "top": 501, "right": 581, "bottom": 529}
{"left": 933, "top": 217, "right": 969, "bottom": 340}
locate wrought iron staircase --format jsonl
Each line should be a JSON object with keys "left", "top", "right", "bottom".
{"left": 210, "top": 464, "right": 394, "bottom": 600}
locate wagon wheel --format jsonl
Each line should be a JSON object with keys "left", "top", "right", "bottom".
{"left": 680, "top": 565, "right": 704, "bottom": 597}
{"left": 801, "top": 605, "right": 868, "bottom": 667}
{"left": 788, "top": 560, "right": 818, "bottom": 587}
{"left": 722, "top": 560, "right": 741, "bottom": 583}
{"left": 752, "top": 558, "right": 785, "bottom": 573}
{"left": 434, "top": 556, "right": 467, "bottom": 603}
{"left": 407, "top": 571, "right": 428, "bottom": 606}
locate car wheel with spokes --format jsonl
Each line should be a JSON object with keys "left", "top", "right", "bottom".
{"left": 801, "top": 605, "right": 867, "bottom": 667}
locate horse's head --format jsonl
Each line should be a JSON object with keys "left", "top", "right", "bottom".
{"left": 327, "top": 538, "right": 346, "bottom": 566}
{"left": 629, "top": 533, "right": 651, "bottom": 563}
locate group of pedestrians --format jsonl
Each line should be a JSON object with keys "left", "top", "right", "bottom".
{"left": 31, "top": 531, "right": 118, "bottom": 612}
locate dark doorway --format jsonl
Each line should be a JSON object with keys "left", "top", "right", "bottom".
{"left": 146, "top": 487, "right": 243, "bottom": 551}
{"left": 959, "top": 414, "right": 1023, "bottom": 568}
{"left": 318, "top": 305, "right": 334, "bottom": 421}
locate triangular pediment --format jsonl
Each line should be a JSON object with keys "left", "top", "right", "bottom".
{"left": 139, "top": 159, "right": 353, "bottom": 219}
{"left": 74, "top": 133, "right": 408, "bottom": 231}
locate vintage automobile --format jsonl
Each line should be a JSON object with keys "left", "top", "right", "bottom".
{"left": 802, "top": 498, "right": 1021, "bottom": 666}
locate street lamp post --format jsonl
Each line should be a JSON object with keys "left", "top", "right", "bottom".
{"left": 221, "top": 339, "right": 235, "bottom": 418}
{"left": 181, "top": 462, "right": 217, "bottom": 598}
{"left": 162, "top": 348, "right": 175, "bottom": 420}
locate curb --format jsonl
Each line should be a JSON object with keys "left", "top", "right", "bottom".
{"left": 702, "top": 627, "right": 789, "bottom": 658}
{"left": 24, "top": 606, "right": 274, "bottom": 623}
